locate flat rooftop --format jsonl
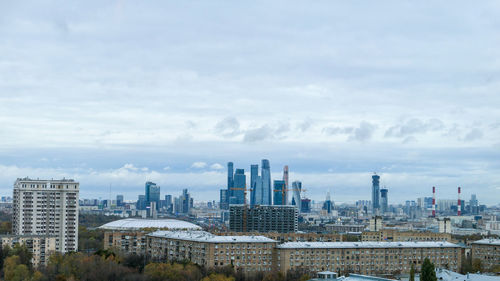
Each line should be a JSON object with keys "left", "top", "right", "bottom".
{"left": 148, "top": 230, "right": 277, "bottom": 243}
{"left": 277, "top": 241, "right": 461, "bottom": 249}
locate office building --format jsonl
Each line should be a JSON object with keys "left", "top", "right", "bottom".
{"left": 165, "top": 195, "right": 173, "bottom": 213}
{"left": 291, "top": 181, "right": 301, "bottom": 207}
{"left": 250, "top": 164, "right": 258, "bottom": 207}
{"left": 276, "top": 241, "right": 462, "bottom": 275}
{"left": 147, "top": 231, "right": 277, "bottom": 273}
{"left": 469, "top": 194, "right": 479, "bottom": 215}
{"left": 230, "top": 169, "right": 246, "bottom": 205}
{"left": 177, "top": 189, "right": 191, "bottom": 215}
{"left": 261, "top": 159, "right": 272, "bottom": 205}
{"left": 116, "top": 194, "right": 124, "bottom": 207}
{"left": 137, "top": 195, "right": 146, "bottom": 210}
{"left": 322, "top": 192, "right": 333, "bottom": 214}
{"left": 219, "top": 189, "right": 228, "bottom": 210}
{"left": 371, "top": 174, "right": 380, "bottom": 213}
{"left": 145, "top": 181, "right": 160, "bottom": 211}
{"left": 301, "top": 198, "right": 311, "bottom": 213}
{"left": 273, "top": 180, "right": 286, "bottom": 205}
{"left": 471, "top": 239, "right": 500, "bottom": 271}
{"left": 380, "top": 188, "right": 388, "bottom": 213}
{"left": 13, "top": 178, "right": 79, "bottom": 253}
{"left": 229, "top": 205, "right": 298, "bottom": 233}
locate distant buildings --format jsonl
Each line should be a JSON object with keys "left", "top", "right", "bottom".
{"left": 291, "top": 181, "right": 302, "bottom": 208}
{"left": 229, "top": 205, "right": 298, "bottom": 233}
{"left": 145, "top": 181, "right": 160, "bottom": 211}
{"left": 368, "top": 216, "right": 383, "bottom": 232}
{"left": 300, "top": 198, "right": 311, "bottom": 213}
{"left": 380, "top": 188, "right": 388, "bottom": 213}
{"left": 322, "top": 192, "right": 333, "bottom": 214}
{"left": 175, "top": 189, "right": 191, "bottom": 215}
{"left": 273, "top": 180, "right": 286, "bottom": 205}
{"left": 229, "top": 169, "right": 246, "bottom": 204}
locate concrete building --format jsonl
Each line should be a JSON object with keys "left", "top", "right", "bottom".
{"left": 13, "top": 178, "right": 79, "bottom": 253}
{"left": 147, "top": 230, "right": 277, "bottom": 273}
{"left": 100, "top": 218, "right": 201, "bottom": 255}
{"left": 276, "top": 241, "right": 462, "bottom": 275}
{"left": 371, "top": 174, "right": 380, "bottom": 214}
{"left": 229, "top": 205, "right": 298, "bottom": 233}
{"left": 0, "top": 235, "right": 57, "bottom": 267}
{"left": 439, "top": 218, "right": 452, "bottom": 234}
{"left": 218, "top": 232, "right": 345, "bottom": 243}
{"left": 470, "top": 239, "right": 500, "bottom": 271}
{"left": 369, "top": 216, "right": 383, "bottom": 232}
{"left": 380, "top": 188, "right": 388, "bottom": 213}
{"left": 325, "top": 224, "right": 366, "bottom": 234}
{"left": 361, "top": 229, "right": 451, "bottom": 242}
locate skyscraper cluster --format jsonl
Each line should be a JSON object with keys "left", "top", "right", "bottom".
{"left": 220, "top": 159, "right": 305, "bottom": 209}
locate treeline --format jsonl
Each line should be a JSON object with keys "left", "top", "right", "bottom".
{"left": 0, "top": 246, "right": 311, "bottom": 281}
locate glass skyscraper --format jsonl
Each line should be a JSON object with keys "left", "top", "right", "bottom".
{"left": 273, "top": 180, "right": 286, "bottom": 205}
{"left": 250, "top": 164, "right": 258, "bottom": 206}
{"left": 145, "top": 181, "right": 160, "bottom": 210}
{"left": 291, "top": 181, "right": 302, "bottom": 207}
{"left": 380, "top": 188, "right": 388, "bottom": 213}
{"left": 261, "top": 159, "right": 272, "bottom": 205}
{"left": 371, "top": 174, "right": 380, "bottom": 213}
{"left": 230, "top": 168, "right": 246, "bottom": 204}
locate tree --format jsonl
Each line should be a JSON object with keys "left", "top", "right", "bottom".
{"left": 472, "top": 259, "right": 482, "bottom": 272}
{"left": 410, "top": 264, "right": 415, "bottom": 281}
{"left": 421, "top": 258, "right": 437, "bottom": 281}
{"left": 201, "top": 273, "right": 235, "bottom": 281}
{"left": 3, "top": 255, "right": 31, "bottom": 281}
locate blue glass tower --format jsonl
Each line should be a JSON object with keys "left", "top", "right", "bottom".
{"left": 250, "top": 164, "right": 258, "bottom": 206}
{"left": 273, "top": 180, "right": 286, "bottom": 205}
{"left": 261, "top": 159, "right": 272, "bottom": 205}
{"left": 230, "top": 169, "right": 246, "bottom": 204}
{"left": 372, "top": 174, "right": 380, "bottom": 213}
{"left": 145, "top": 181, "right": 160, "bottom": 210}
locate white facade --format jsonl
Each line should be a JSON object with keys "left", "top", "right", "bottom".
{"left": 13, "top": 178, "right": 79, "bottom": 253}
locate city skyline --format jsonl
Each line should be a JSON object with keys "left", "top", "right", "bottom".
{"left": 0, "top": 1, "right": 499, "bottom": 204}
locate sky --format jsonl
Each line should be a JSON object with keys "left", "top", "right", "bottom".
{"left": 0, "top": 0, "right": 499, "bottom": 205}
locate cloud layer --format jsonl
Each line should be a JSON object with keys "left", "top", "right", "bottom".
{"left": 0, "top": 1, "right": 499, "bottom": 204}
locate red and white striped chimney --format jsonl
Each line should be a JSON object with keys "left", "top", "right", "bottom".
{"left": 432, "top": 186, "right": 436, "bottom": 217}
{"left": 457, "top": 187, "right": 461, "bottom": 216}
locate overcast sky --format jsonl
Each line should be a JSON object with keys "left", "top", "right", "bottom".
{"left": 1, "top": 1, "right": 499, "bottom": 205}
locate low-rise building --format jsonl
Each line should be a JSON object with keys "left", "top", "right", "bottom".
{"left": 276, "top": 241, "right": 463, "bottom": 276}
{"left": 100, "top": 218, "right": 201, "bottom": 255}
{"left": 0, "top": 235, "right": 57, "bottom": 267}
{"left": 362, "top": 229, "right": 451, "bottom": 242}
{"left": 470, "top": 239, "right": 500, "bottom": 271}
{"left": 325, "top": 224, "right": 366, "bottom": 234}
{"left": 218, "top": 232, "right": 344, "bottom": 243}
{"left": 147, "top": 230, "right": 278, "bottom": 273}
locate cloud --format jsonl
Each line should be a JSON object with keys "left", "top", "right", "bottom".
{"left": 122, "top": 164, "right": 138, "bottom": 171}
{"left": 214, "top": 117, "right": 240, "bottom": 138}
{"left": 210, "top": 163, "right": 224, "bottom": 170}
{"left": 191, "top": 162, "right": 207, "bottom": 169}
{"left": 463, "top": 128, "right": 483, "bottom": 142}
{"left": 297, "top": 118, "right": 314, "bottom": 132}
{"left": 243, "top": 125, "right": 273, "bottom": 142}
{"left": 349, "top": 121, "right": 376, "bottom": 142}
{"left": 163, "top": 166, "right": 171, "bottom": 171}
{"left": 323, "top": 126, "right": 354, "bottom": 135}
{"left": 385, "top": 118, "right": 444, "bottom": 138}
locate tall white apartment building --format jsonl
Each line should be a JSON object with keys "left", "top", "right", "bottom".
{"left": 12, "top": 178, "right": 79, "bottom": 253}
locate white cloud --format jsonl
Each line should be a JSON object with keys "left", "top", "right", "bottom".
{"left": 210, "top": 163, "right": 224, "bottom": 170}
{"left": 191, "top": 162, "right": 207, "bottom": 169}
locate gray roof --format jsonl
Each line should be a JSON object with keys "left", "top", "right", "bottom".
{"left": 99, "top": 218, "right": 202, "bottom": 231}
{"left": 148, "top": 230, "right": 277, "bottom": 243}
{"left": 277, "top": 241, "right": 461, "bottom": 249}
{"left": 471, "top": 238, "right": 500, "bottom": 246}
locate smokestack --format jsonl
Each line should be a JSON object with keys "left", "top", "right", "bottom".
{"left": 432, "top": 186, "right": 436, "bottom": 217}
{"left": 457, "top": 187, "right": 461, "bottom": 216}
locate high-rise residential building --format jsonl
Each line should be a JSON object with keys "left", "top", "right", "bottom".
{"left": 369, "top": 216, "right": 383, "bottom": 232}
{"left": 116, "top": 194, "right": 124, "bottom": 207}
{"left": 273, "top": 180, "right": 286, "bottom": 205}
{"left": 145, "top": 181, "right": 160, "bottom": 210}
{"left": 380, "top": 188, "right": 388, "bottom": 213}
{"left": 137, "top": 195, "right": 146, "bottom": 210}
{"left": 229, "top": 205, "right": 298, "bottom": 233}
{"left": 230, "top": 169, "right": 246, "bottom": 204}
{"left": 261, "top": 159, "right": 272, "bottom": 205}
{"left": 13, "top": 178, "right": 79, "bottom": 253}
{"left": 291, "top": 181, "right": 301, "bottom": 207}
{"left": 250, "top": 164, "right": 258, "bottom": 207}
{"left": 371, "top": 174, "right": 380, "bottom": 213}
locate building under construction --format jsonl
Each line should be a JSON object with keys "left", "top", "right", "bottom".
{"left": 229, "top": 205, "right": 298, "bottom": 233}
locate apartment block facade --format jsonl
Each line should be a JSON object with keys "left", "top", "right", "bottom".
{"left": 276, "top": 241, "right": 463, "bottom": 275}
{"left": 362, "top": 229, "right": 452, "bottom": 242}
{"left": 147, "top": 231, "right": 278, "bottom": 273}
{"left": 13, "top": 178, "right": 79, "bottom": 253}
{"left": 470, "top": 239, "right": 500, "bottom": 271}
{"left": 0, "top": 235, "right": 57, "bottom": 266}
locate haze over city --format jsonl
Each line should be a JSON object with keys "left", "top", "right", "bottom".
{"left": 1, "top": 1, "right": 499, "bottom": 204}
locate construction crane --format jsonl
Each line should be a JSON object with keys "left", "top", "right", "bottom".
{"left": 273, "top": 182, "right": 307, "bottom": 206}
